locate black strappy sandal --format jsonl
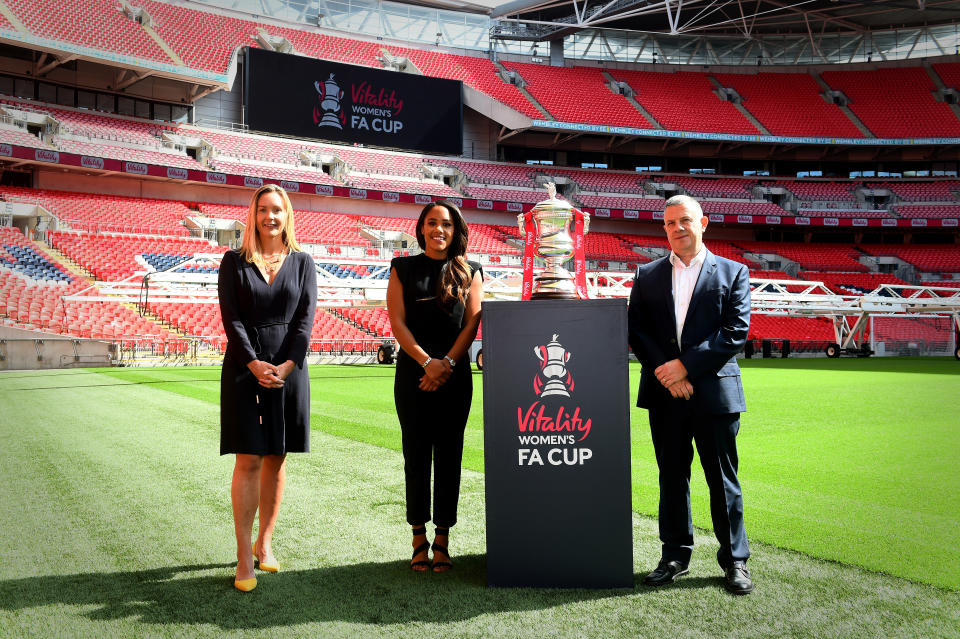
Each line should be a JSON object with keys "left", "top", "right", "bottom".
{"left": 410, "top": 526, "right": 430, "bottom": 572}
{"left": 431, "top": 527, "right": 452, "bottom": 572}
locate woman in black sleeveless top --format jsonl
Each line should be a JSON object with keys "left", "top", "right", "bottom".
{"left": 387, "top": 200, "right": 483, "bottom": 573}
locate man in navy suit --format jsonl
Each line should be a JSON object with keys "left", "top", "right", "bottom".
{"left": 628, "top": 194, "right": 753, "bottom": 595}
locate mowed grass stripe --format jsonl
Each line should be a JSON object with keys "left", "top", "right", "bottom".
{"left": 1, "top": 369, "right": 959, "bottom": 639}
{"left": 95, "top": 360, "right": 960, "bottom": 590}
{"left": 734, "top": 360, "right": 960, "bottom": 588}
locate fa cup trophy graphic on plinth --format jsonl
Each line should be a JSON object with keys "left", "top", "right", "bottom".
{"left": 518, "top": 182, "right": 591, "bottom": 300}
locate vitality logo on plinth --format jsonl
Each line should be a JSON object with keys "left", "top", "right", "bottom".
{"left": 517, "top": 334, "right": 593, "bottom": 466}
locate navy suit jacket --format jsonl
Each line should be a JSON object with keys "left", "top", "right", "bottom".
{"left": 627, "top": 249, "right": 750, "bottom": 415}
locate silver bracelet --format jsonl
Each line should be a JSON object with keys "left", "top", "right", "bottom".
{"left": 444, "top": 356, "right": 456, "bottom": 368}
{"left": 421, "top": 357, "right": 432, "bottom": 368}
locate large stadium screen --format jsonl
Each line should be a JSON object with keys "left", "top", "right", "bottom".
{"left": 244, "top": 48, "right": 463, "bottom": 155}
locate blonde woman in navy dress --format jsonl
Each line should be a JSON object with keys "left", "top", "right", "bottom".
{"left": 218, "top": 184, "right": 317, "bottom": 592}
{"left": 387, "top": 200, "right": 483, "bottom": 573}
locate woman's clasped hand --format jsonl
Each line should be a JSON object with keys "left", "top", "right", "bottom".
{"left": 419, "top": 357, "right": 453, "bottom": 391}
{"left": 247, "top": 359, "right": 293, "bottom": 388}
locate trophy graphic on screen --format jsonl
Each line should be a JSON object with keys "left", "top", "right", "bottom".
{"left": 313, "top": 74, "right": 345, "bottom": 130}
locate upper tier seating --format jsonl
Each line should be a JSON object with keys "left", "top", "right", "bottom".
{"left": 265, "top": 28, "right": 383, "bottom": 67}
{"left": 892, "top": 204, "right": 960, "bottom": 219}
{"left": 38, "top": 105, "right": 173, "bottom": 145}
{"left": 465, "top": 187, "right": 546, "bottom": 204}
{"left": 700, "top": 201, "right": 789, "bottom": 216}
{"left": 4, "top": 0, "right": 172, "bottom": 65}
{"left": 194, "top": 128, "right": 304, "bottom": 164}
{"left": 799, "top": 209, "right": 892, "bottom": 219}
{"left": 208, "top": 159, "right": 343, "bottom": 186}
{"left": 737, "top": 241, "right": 868, "bottom": 271}
{"left": 345, "top": 176, "right": 460, "bottom": 198}
{"left": 861, "top": 245, "right": 960, "bottom": 272}
{"left": 0, "top": 126, "right": 54, "bottom": 149}
{"left": 820, "top": 67, "right": 960, "bottom": 138}
{"left": 53, "top": 138, "right": 204, "bottom": 170}
{"left": 442, "top": 161, "right": 538, "bottom": 187}
{"left": 307, "top": 144, "right": 427, "bottom": 178}
{"left": 712, "top": 72, "right": 863, "bottom": 137}
{"left": 48, "top": 230, "right": 224, "bottom": 280}
{"left": 870, "top": 180, "right": 960, "bottom": 202}
{"left": 501, "top": 62, "right": 652, "bottom": 128}
{"left": 389, "top": 47, "right": 543, "bottom": 119}
{"left": 577, "top": 195, "right": 665, "bottom": 210}
{"left": 0, "top": 187, "right": 192, "bottom": 236}
{"left": 608, "top": 70, "right": 759, "bottom": 134}
{"left": 775, "top": 180, "right": 857, "bottom": 202}
{"left": 541, "top": 168, "right": 642, "bottom": 194}
{"left": 933, "top": 62, "right": 960, "bottom": 91}
{"left": 667, "top": 176, "right": 756, "bottom": 199}
{"left": 137, "top": 0, "right": 260, "bottom": 73}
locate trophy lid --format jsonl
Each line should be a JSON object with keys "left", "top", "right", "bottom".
{"left": 531, "top": 182, "right": 575, "bottom": 214}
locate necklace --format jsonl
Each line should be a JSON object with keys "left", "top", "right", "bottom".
{"left": 262, "top": 251, "right": 286, "bottom": 273}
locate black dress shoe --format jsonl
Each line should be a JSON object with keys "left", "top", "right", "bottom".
{"left": 643, "top": 560, "right": 689, "bottom": 586}
{"left": 725, "top": 561, "right": 753, "bottom": 595}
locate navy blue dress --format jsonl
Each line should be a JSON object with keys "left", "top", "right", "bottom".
{"left": 218, "top": 249, "right": 317, "bottom": 455}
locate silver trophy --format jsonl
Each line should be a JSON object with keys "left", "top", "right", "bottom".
{"left": 518, "top": 183, "right": 590, "bottom": 299}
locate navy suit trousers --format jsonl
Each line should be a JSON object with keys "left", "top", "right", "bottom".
{"left": 648, "top": 404, "right": 750, "bottom": 568}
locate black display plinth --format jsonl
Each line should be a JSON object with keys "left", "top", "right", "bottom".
{"left": 481, "top": 298, "right": 633, "bottom": 588}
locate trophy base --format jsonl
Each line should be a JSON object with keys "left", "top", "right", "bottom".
{"left": 532, "top": 277, "right": 578, "bottom": 300}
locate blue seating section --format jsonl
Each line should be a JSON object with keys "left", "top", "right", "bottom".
{"left": 0, "top": 245, "right": 72, "bottom": 281}
{"left": 174, "top": 264, "right": 220, "bottom": 274}
{"left": 142, "top": 253, "right": 191, "bottom": 271}
{"left": 318, "top": 263, "right": 390, "bottom": 280}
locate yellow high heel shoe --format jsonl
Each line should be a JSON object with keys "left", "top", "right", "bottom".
{"left": 253, "top": 542, "right": 280, "bottom": 573}
{"left": 234, "top": 577, "right": 257, "bottom": 592}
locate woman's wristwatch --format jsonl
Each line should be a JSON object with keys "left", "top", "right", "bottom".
{"left": 444, "top": 356, "right": 456, "bottom": 368}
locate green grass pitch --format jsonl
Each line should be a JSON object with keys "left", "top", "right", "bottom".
{"left": 0, "top": 358, "right": 958, "bottom": 638}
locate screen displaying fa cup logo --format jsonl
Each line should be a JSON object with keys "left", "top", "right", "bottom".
{"left": 313, "top": 74, "right": 345, "bottom": 130}
{"left": 533, "top": 334, "right": 574, "bottom": 398}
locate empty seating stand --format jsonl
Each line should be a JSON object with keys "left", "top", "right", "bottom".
{"left": 712, "top": 72, "right": 863, "bottom": 138}
{"left": 608, "top": 69, "right": 759, "bottom": 134}
{"left": 501, "top": 62, "right": 652, "bottom": 128}
{"left": 4, "top": 0, "right": 172, "bottom": 65}
{"left": 820, "top": 67, "right": 960, "bottom": 138}
{"left": 390, "top": 47, "right": 543, "bottom": 119}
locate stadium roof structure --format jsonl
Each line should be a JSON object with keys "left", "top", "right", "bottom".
{"left": 486, "top": 0, "right": 960, "bottom": 37}
{"left": 362, "top": 0, "right": 960, "bottom": 63}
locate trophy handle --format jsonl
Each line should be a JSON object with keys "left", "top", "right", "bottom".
{"left": 534, "top": 345, "right": 544, "bottom": 362}
{"left": 575, "top": 208, "right": 590, "bottom": 234}
{"left": 517, "top": 213, "right": 526, "bottom": 237}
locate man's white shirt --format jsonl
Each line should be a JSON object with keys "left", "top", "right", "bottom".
{"left": 669, "top": 246, "right": 706, "bottom": 345}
